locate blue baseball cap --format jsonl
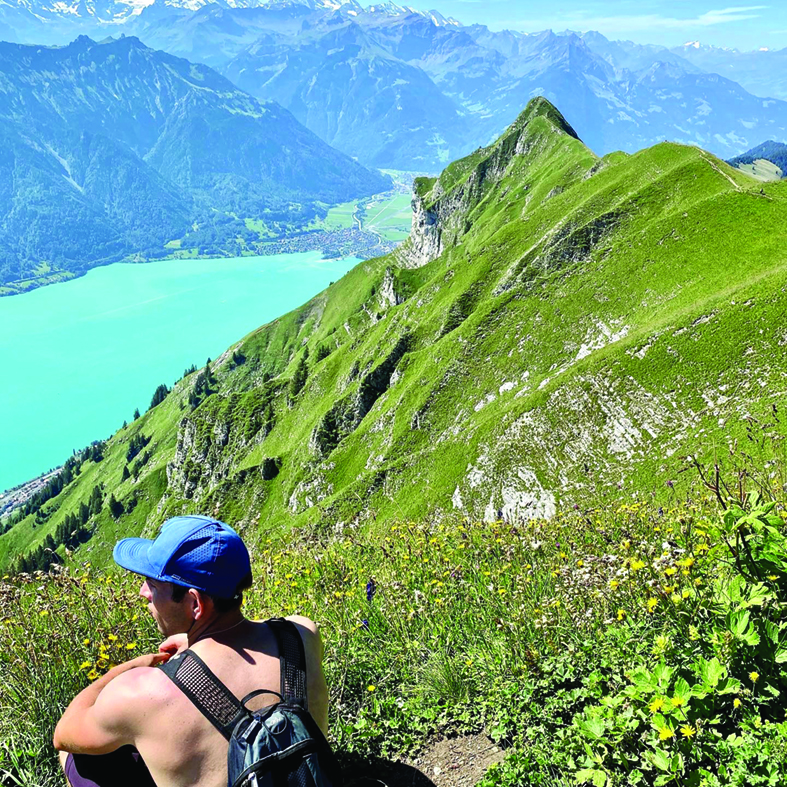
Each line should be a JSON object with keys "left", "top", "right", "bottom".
{"left": 113, "top": 515, "right": 251, "bottom": 599}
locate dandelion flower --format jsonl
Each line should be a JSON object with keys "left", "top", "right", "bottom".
{"left": 658, "top": 726, "right": 675, "bottom": 741}
{"left": 617, "top": 609, "right": 626, "bottom": 621}
{"left": 126, "top": 643, "right": 137, "bottom": 650}
{"left": 680, "top": 724, "right": 696, "bottom": 739}
{"left": 647, "top": 597, "right": 659, "bottom": 612}
{"left": 671, "top": 696, "right": 685, "bottom": 708}
{"left": 87, "top": 670, "right": 100, "bottom": 681}
{"left": 631, "top": 559, "right": 646, "bottom": 571}
{"left": 367, "top": 685, "right": 376, "bottom": 692}
{"left": 749, "top": 672, "right": 759, "bottom": 684}
{"left": 649, "top": 697, "right": 665, "bottom": 713}
{"left": 83, "top": 638, "right": 91, "bottom": 646}
{"left": 79, "top": 661, "right": 92, "bottom": 670}
{"left": 767, "top": 575, "right": 778, "bottom": 581}
{"left": 733, "top": 699, "right": 742, "bottom": 709}
{"left": 108, "top": 634, "right": 118, "bottom": 642}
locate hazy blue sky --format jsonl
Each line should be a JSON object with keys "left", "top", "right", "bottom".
{"left": 428, "top": 2, "right": 786, "bottom": 50}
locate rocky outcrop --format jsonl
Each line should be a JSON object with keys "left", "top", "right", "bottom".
{"left": 379, "top": 267, "right": 405, "bottom": 309}
{"left": 166, "top": 388, "right": 276, "bottom": 500}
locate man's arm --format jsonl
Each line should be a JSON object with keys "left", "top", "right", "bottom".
{"left": 53, "top": 653, "right": 168, "bottom": 755}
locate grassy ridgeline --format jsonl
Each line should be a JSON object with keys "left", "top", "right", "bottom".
{"left": 2, "top": 453, "right": 786, "bottom": 786}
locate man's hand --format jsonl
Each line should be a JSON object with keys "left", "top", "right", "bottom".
{"left": 133, "top": 652, "right": 173, "bottom": 668}
{"left": 158, "top": 633, "right": 189, "bottom": 658}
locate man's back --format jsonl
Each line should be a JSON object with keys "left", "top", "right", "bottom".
{"left": 123, "top": 617, "right": 327, "bottom": 787}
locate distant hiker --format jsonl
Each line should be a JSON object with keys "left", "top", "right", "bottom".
{"left": 54, "top": 515, "right": 335, "bottom": 787}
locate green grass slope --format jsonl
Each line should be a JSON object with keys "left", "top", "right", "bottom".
{"left": 4, "top": 97, "right": 787, "bottom": 574}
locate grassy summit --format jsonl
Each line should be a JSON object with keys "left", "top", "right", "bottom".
{"left": 2, "top": 97, "right": 787, "bottom": 786}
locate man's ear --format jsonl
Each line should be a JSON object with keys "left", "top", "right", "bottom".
{"left": 187, "top": 587, "right": 207, "bottom": 621}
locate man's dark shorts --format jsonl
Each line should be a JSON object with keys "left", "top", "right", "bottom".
{"left": 64, "top": 746, "right": 156, "bottom": 787}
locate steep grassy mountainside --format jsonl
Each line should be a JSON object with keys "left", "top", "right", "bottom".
{"left": 0, "top": 35, "right": 389, "bottom": 290}
{"left": 4, "top": 96, "right": 787, "bottom": 572}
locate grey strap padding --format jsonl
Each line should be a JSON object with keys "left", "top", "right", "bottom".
{"left": 158, "top": 648, "right": 245, "bottom": 740}
{"left": 267, "top": 618, "right": 309, "bottom": 710}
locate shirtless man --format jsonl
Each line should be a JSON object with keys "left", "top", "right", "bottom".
{"left": 53, "top": 515, "right": 329, "bottom": 787}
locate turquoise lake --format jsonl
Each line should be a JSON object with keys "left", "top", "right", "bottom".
{"left": 0, "top": 253, "right": 359, "bottom": 493}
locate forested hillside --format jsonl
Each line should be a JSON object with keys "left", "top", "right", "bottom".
{"left": 0, "top": 35, "right": 389, "bottom": 291}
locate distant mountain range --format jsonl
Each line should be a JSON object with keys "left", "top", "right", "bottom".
{"left": 1, "top": 0, "right": 779, "bottom": 170}
{"left": 0, "top": 34, "right": 389, "bottom": 289}
{"left": 2, "top": 1, "right": 787, "bottom": 188}
{"left": 671, "top": 42, "right": 787, "bottom": 102}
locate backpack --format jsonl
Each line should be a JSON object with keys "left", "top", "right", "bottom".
{"left": 159, "top": 617, "right": 343, "bottom": 787}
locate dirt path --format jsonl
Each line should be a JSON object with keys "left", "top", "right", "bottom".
{"left": 343, "top": 732, "right": 505, "bottom": 787}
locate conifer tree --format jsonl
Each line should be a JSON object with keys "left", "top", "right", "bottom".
{"left": 289, "top": 354, "right": 308, "bottom": 399}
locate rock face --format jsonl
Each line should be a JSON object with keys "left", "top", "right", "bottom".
{"left": 379, "top": 267, "right": 404, "bottom": 309}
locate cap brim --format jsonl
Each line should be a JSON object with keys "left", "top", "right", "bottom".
{"left": 113, "top": 537, "right": 158, "bottom": 578}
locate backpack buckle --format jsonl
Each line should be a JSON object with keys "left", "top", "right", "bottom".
{"left": 241, "top": 718, "right": 262, "bottom": 743}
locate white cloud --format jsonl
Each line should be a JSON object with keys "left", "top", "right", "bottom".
{"left": 501, "top": 6, "right": 768, "bottom": 34}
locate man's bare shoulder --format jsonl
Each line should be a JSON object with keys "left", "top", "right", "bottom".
{"left": 284, "top": 615, "right": 321, "bottom": 637}
{"left": 97, "top": 663, "right": 180, "bottom": 714}
{"left": 283, "top": 615, "right": 323, "bottom": 657}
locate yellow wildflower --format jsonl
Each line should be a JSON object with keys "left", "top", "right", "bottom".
{"left": 367, "top": 685, "right": 376, "bottom": 692}
{"left": 680, "top": 724, "right": 696, "bottom": 739}
{"left": 87, "top": 670, "right": 100, "bottom": 681}
{"left": 658, "top": 726, "right": 675, "bottom": 741}
{"left": 749, "top": 672, "right": 759, "bottom": 684}
{"left": 83, "top": 638, "right": 91, "bottom": 646}
{"left": 107, "top": 634, "right": 118, "bottom": 642}
{"left": 610, "top": 580, "right": 620, "bottom": 590}
{"left": 617, "top": 609, "right": 627, "bottom": 621}
{"left": 126, "top": 643, "right": 137, "bottom": 650}
{"left": 733, "top": 699, "right": 742, "bottom": 709}
{"left": 631, "top": 559, "right": 646, "bottom": 571}
{"left": 671, "top": 696, "right": 686, "bottom": 708}
{"left": 647, "top": 597, "right": 659, "bottom": 612}
{"left": 649, "top": 697, "right": 665, "bottom": 713}
{"left": 767, "top": 575, "right": 778, "bottom": 581}
{"left": 79, "top": 661, "right": 92, "bottom": 670}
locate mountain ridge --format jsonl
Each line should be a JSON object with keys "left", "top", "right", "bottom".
{"left": 4, "top": 97, "right": 787, "bottom": 577}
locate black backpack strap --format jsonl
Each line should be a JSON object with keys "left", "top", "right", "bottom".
{"left": 158, "top": 649, "right": 247, "bottom": 740}
{"left": 267, "top": 618, "right": 308, "bottom": 710}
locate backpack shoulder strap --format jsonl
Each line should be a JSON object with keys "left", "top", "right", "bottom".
{"left": 267, "top": 618, "right": 308, "bottom": 710}
{"left": 158, "top": 649, "right": 246, "bottom": 741}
